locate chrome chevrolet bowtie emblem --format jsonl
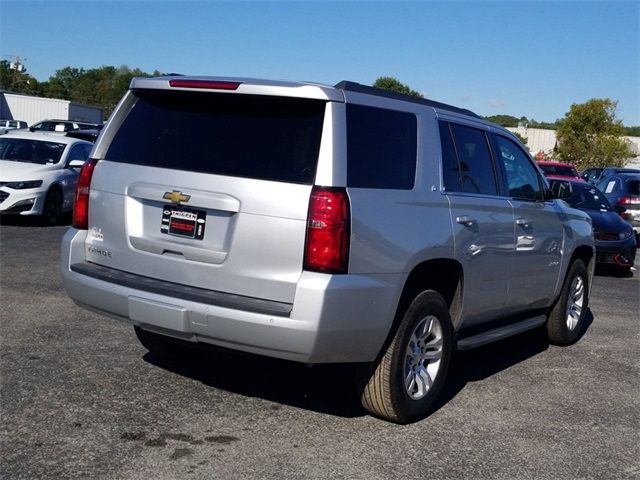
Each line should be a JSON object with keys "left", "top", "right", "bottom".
{"left": 163, "top": 190, "right": 191, "bottom": 203}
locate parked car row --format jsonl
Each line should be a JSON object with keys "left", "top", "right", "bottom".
{"left": 0, "top": 118, "right": 104, "bottom": 136}
{"left": 537, "top": 161, "right": 640, "bottom": 263}
{"left": 550, "top": 179, "right": 636, "bottom": 275}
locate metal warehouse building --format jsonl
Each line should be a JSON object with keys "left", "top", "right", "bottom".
{"left": 0, "top": 91, "right": 103, "bottom": 126}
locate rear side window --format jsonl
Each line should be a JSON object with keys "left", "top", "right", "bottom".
{"left": 627, "top": 179, "right": 640, "bottom": 195}
{"left": 105, "top": 91, "right": 326, "bottom": 184}
{"left": 449, "top": 123, "right": 498, "bottom": 196}
{"left": 439, "top": 121, "right": 461, "bottom": 191}
{"left": 347, "top": 104, "right": 417, "bottom": 189}
{"left": 599, "top": 177, "right": 619, "bottom": 193}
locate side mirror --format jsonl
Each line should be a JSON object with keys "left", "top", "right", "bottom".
{"left": 547, "top": 180, "right": 572, "bottom": 200}
{"left": 613, "top": 204, "right": 626, "bottom": 214}
{"left": 29, "top": 126, "right": 36, "bottom": 132}
{"left": 68, "top": 159, "right": 85, "bottom": 168}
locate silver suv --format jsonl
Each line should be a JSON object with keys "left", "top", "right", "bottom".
{"left": 61, "top": 77, "right": 594, "bottom": 423}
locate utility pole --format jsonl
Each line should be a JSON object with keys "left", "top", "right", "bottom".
{"left": 12, "top": 56, "right": 24, "bottom": 89}
{"left": 5, "top": 55, "right": 26, "bottom": 89}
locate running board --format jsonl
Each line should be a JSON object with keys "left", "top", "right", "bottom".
{"left": 456, "top": 315, "right": 547, "bottom": 350}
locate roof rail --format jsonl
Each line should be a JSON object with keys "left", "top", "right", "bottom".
{"left": 334, "top": 81, "right": 481, "bottom": 118}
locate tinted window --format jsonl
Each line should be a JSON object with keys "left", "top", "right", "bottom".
{"left": 450, "top": 124, "right": 498, "bottom": 195}
{"left": 598, "top": 177, "right": 619, "bottom": 194}
{"left": 347, "top": 104, "right": 417, "bottom": 189}
{"left": 493, "top": 135, "right": 542, "bottom": 200}
{"left": 105, "top": 91, "right": 326, "bottom": 184}
{"left": 586, "top": 168, "right": 603, "bottom": 183}
{"left": 626, "top": 179, "right": 640, "bottom": 195}
{"left": 439, "top": 122, "right": 461, "bottom": 191}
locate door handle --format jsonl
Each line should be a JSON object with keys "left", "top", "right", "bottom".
{"left": 516, "top": 218, "right": 530, "bottom": 227}
{"left": 456, "top": 215, "right": 476, "bottom": 227}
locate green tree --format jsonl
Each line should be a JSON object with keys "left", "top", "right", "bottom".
{"left": 0, "top": 60, "right": 39, "bottom": 95}
{"left": 513, "top": 132, "right": 528, "bottom": 145}
{"left": 624, "top": 126, "right": 640, "bottom": 136}
{"left": 555, "top": 99, "right": 633, "bottom": 170}
{"left": 38, "top": 65, "right": 158, "bottom": 117}
{"left": 373, "top": 77, "right": 423, "bottom": 97}
{"left": 485, "top": 114, "right": 521, "bottom": 127}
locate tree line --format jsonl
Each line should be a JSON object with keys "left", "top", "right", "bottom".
{"left": 0, "top": 61, "right": 160, "bottom": 117}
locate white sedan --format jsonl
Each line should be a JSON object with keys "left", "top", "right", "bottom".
{"left": 0, "top": 132, "right": 93, "bottom": 224}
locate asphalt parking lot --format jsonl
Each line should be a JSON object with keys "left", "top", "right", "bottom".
{"left": 1, "top": 217, "right": 638, "bottom": 480}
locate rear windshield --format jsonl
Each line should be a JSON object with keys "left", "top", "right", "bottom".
{"left": 104, "top": 90, "right": 326, "bottom": 184}
{"left": 628, "top": 179, "right": 640, "bottom": 195}
{"left": 539, "top": 164, "right": 577, "bottom": 177}
{"left": 565, "top": 184, "right": 611, "bottom": 211}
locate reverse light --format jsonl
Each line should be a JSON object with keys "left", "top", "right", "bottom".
{"left": 304, "top": 187, "right": 350, "bottom": 274}
{"left": 169, "top": 80, "right": 241, "bottom": 90}
{"left": 72, "top": 158, "right": 98, "bottom": 229}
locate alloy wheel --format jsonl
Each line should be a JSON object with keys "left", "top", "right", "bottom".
{"left": 404, "top": 315, "right": 443, "bottom": 400}
{"left": 565, "top": 275, "right": 584, "bottom": 331}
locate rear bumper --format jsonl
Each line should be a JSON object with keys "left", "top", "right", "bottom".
{"left": 61, "top": 228, "right": 401, "bottom": 363}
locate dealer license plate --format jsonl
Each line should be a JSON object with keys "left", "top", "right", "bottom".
{"left": 161, "top": 205, "right": 206, "bottom": 240}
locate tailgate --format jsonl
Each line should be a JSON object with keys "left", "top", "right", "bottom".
{"left": 82, "top": 89, "right": 328, "bottom": 304}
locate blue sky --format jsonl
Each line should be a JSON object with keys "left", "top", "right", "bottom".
{"left": 1, "top": 0, "right": 638, "bottom": 125}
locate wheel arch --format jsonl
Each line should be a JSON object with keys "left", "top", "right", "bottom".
{"left": 378, "top": 258, "right": 464, "bottom": 358}
{"left": 568, "top": 244, "right": 594, "bottom": 285}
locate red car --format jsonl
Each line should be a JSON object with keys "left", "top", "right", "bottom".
{"left": 537, "top": 161, "right": 585, "bottom": 181}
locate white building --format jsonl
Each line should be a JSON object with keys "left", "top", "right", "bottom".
{"left": 0, "top": 91, "right": 103, "bottom": 126}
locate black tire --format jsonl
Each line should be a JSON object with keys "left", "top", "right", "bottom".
{"left": 134, "top": 326, "right": 188, "bottom": 360}
{"left": 357, "top": 290, "right": 453, "bottom": 424}
{"left": 547, "top": 259, "right": 589, "bottom": 346}
{"left": 615, "top": 266, "right": 632, "bottom": 278}
{"left": 41, "top": 187, "right": 63, "bottom": 225}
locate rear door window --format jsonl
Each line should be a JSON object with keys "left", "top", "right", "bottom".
{"left": 346, "top": 104, "right": 417, "bottom": 189}
{"left": 449, "top": 123, "right": 498, "bottom": 196}
{"left": 104, "top": 91, "right": 326, "bottom": 184}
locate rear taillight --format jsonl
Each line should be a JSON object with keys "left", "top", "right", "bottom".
{"left": 304, "top": 187, "right": 350, "bottom": 274}
{"left": 72, "top": 159, "right": 98, "bottom": 229}
{"left": 619, "top": 196, "right": 640, "bottom": 205}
